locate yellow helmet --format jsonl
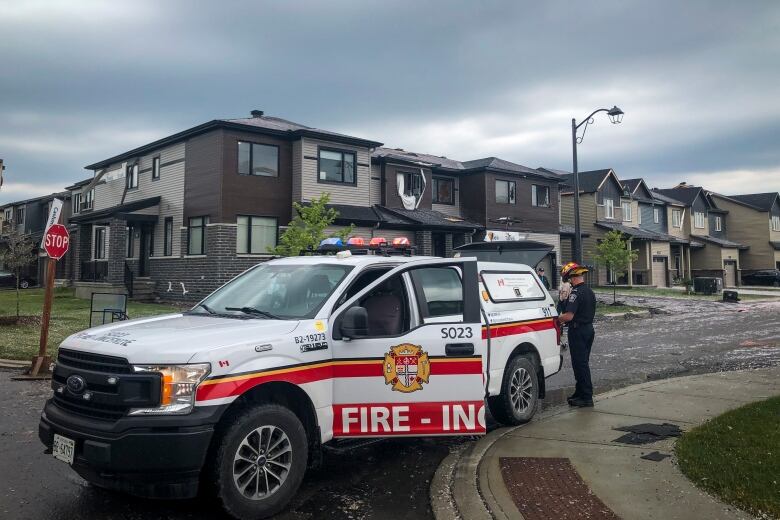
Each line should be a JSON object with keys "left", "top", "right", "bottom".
{"left": 560, "top": 261, "right": 589, "bottom": 281}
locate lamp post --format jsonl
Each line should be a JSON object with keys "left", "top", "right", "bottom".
{"left": 571, "top": 105, "right": 624, "bottom": 264}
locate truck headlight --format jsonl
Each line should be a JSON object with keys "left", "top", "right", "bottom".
{"left": 128, "top": 363, "right": 211, "bottom": 416}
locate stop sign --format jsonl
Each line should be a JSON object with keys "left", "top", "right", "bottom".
{"left": 44, "top": 224, "right": 70, "bottom": 260}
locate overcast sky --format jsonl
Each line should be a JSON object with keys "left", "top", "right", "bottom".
{"left": 1, "top": 0, "right": 779, "bottom": 205}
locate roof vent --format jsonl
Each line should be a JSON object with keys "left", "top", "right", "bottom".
{"left": 394, "top": 148, "right": 404, "bottom": 151}
{"left": 251, "top": 110, "right": 264, "bottom": 118}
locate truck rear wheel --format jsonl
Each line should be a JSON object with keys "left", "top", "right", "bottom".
{"left": 211, "top": 404, "right": 308, "bottom": 520}
{"left": 487, "top": 355, "right": 539, "bottom": 425}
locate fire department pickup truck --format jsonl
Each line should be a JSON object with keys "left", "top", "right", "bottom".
{"left": 39, "top": 252, "right": 561, "bottom": 519}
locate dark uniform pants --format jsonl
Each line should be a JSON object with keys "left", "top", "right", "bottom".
{"left": 568, "top": 323, "right": 595, "bottom": 400}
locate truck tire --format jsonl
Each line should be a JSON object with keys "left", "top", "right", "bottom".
{"left": 211, "top": 404, "right": 308, "bottom": 520}
{"left": 487, "top": 355, "right": 539, "bottom": 426}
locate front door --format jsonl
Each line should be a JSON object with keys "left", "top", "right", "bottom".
{"left": 723, "top": 260, "right": 737, "bottom": 288}
{"left": 432, "top": 233, "right": 446, "bottom": 257}
{"left": 329, "top": 258, "right": 485, "bottom": 438}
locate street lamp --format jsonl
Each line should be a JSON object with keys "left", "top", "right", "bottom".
{"left": 571, "top": 105, "right": 624, "bottom": 264}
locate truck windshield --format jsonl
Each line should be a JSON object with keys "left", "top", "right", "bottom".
{"left": 195, "top": 263, "right": 353, "bottom": 319}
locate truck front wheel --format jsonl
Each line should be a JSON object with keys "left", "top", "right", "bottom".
{"left": 487, "top": 355, "right": 539, "bottom": 425}
{"left": 211, "top": 404, "right": 308, "bottom": 520}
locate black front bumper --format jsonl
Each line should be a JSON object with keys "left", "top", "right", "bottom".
{"left": 39, "top": 400, "right": 227, "bottom": 499}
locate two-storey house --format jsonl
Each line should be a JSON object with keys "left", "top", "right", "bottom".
{"left": 654, "top": 183, "right": 747, "bottom": 286}
{"left": 707, "top": 192, "right": 780, "bottom": 273}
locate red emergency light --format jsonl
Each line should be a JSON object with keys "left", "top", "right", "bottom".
{"left": 392, "top": 237, "right": 410, "bottom": 248}
{"left": 346, "top": 237, "right": 365, "bottom": 246}
{"left": 369, "top": 237, "right": 387, "bottom": 248}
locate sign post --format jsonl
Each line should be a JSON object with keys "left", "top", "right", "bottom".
{"left": 30, "top": 222, "right": 70, "bottom": 377}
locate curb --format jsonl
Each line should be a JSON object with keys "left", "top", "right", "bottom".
{"left": 0, "top": 359, "right": 29, "bottom": 369}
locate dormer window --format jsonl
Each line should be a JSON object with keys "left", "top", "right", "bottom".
{"left": 653, "top": 207, "right": 660, "bottom": 224}
{"left": 622, "top": 201, "right": 632, "bottom": 222}
{"left": 694, "top": 211, "right": 705, "bottom": 229}
{"left": 715, "top": 216, "right": 722, "bottom": 232}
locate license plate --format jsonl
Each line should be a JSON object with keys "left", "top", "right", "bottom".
{"left": 52, "top": 434, "right": 75, "bottom": 465}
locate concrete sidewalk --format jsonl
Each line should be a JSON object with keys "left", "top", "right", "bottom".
{"left": 434, "top": 367, "right": 780, "bottom": 520}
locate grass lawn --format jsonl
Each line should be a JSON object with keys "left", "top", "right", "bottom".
{"left": 593, "top": 286, "right": 778, "bottom": 301}
{"left": 0, "top": 288, "right": 183, "bottom": 361}
{"left": 595, "top": 302, "right": 644, "bottom": 316}
{"left": 676, "top": 396, "right": 780, "bottom": 518}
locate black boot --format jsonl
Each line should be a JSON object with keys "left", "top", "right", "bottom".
{"left": 569, "top": 397, "right": 594, "bottom": 408}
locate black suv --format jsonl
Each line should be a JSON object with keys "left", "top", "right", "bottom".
{"left": 741, "top": 269, "right": 780, "bottom": 287}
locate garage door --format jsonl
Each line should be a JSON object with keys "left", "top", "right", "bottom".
{"left": 723, "top": 261, "right": 737, "bottom": 288}
{"left": 652, "top": 257, "right": 668, "bottom": 288}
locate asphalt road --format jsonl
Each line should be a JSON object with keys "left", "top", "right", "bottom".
{"left": 1, "top": 296, "right": 779, "bottom": 520}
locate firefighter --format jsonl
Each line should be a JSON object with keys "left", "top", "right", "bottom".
{"left": 557, "top": 262, "right": 596, "bottom": 407}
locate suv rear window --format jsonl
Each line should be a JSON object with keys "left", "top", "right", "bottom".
{"left": 481, "top": 271, "right": 545, "bottom": 303}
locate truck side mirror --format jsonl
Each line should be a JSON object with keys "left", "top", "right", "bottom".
{"left": 339, "top": 306, "right": 369, "bottom": 340}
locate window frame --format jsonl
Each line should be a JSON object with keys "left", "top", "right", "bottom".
{"left": 152, "top": 156, "right": 161, "bottom": 180}
{"left": 317, "top": 147, "right": 357, "bottom": 186}
{"left": 163, "top": 217, "right": 173, "bottom": 256}
{"left": 495, "top": 179, "right": 516, "bottom": 205}
{"left": 605, "top": 199, "right": 614, "bottom": 219}
{"left": 531, "top": 184, "right": 550, "bottom": 207}
{"left": 126, "top": 163, "right": 139, "bottom": 190}
{"left": 715, "top": 216, "right": 722, "bottom": 232}
{"left": 236, "top": 215, "right": 278, "bottom": 255}
{"left": 187, "top": 216, "right": 208, "bottom": 256}
{"left": 432, "top": 176, "right": 455, "bottom": 205}
{"left": 622, "top": 201, "right": 632, "bottom": 222}
{"left": 72, "top": 193, "right": 82, "bottom": 214}
{"left": 403, "top": 170, "right": 425, "bottom": 198}
{"left": 672, "top": 209, "right": 682, "bottom": 228}
{"left": 653, "top": 207, "right": 660, "bottom": 224}
{"left": 771, "top": 215, "right": 780, "bottom": 232}
{"left": 16, "top": 207, "right": 25, "bottom": 226}
{"left": 694, "top": 211, "right": 705, "bottom": 229}
{"left": 237, "top": 141, "right": 280, "bottom": 178}
{"left": 84, "top": 189, "right": 94, "bottom": 210}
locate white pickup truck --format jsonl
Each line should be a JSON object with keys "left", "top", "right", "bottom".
{"left": 40, "top": 253, "right": 561, "bottom": 519}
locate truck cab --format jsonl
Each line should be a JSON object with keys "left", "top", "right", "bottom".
{"left": 40, "top": 253, "right": 561, "bottom": 519}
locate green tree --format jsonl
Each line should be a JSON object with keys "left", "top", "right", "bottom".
{"left": 270, "top": 193, "right": 354, "bottom": 256}
{"left": 0, "top": 230, "right": 37, "bottom": 319}
{"left": 594, "top": 229, "right": 638, "bottom": 304}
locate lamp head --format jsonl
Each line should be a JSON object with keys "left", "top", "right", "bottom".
{"left": 607, "top": 106, "right": 624, "bottom": 124}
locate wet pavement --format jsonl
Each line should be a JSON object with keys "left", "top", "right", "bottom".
{"left": 1, "top": 296, "right": 779, "bottom": 519}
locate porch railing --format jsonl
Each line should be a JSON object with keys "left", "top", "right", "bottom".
{"left": 80, "top": 261, "right": 108, "bottom": 282}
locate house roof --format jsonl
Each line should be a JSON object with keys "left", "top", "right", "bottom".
{"left": 560, "top": 169, "right": 616, "bottom": 193}
{"left": 650, "top": 190, "right": 685, "bottom": 206}
{"left": 65, "top": 178, "right": 93, "bottom": 190}
{"left": 377, "top": 206, "right": 483, "bottom": 231}
{"left": 690, "top": 234, "right": 748, "bottom": 250}
{"left": 324, "top": 203, "right": 483, "bottom": 232}
{"left": 725, "top": 193, "right": 780, "bottom": 212}
{"left": 69, "top": 196, "right": 161, "bottom": 223}
{"left": 594, "top": 221, "right": 690, "bottom": 244}
{"left": 537, "top": 167, "right": 571, "bottom": 177}
{"left": 372, "top": 148, "right": 465, "bottom": 170}
{"left": 654, "top": 186, "right": 705, "bottom": 207}
{"left": 86, "top": 113, "right": 383, "bottom": 170}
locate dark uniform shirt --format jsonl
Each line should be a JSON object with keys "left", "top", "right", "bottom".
{"left": 564, "top": 282, "right": 596, "bottom": 325}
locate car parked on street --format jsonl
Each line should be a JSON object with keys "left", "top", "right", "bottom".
{"left": 0, "top": 270, "right": 36, "bottom": 289}
{"left": 741, "top": 269, "right": 780, "bottom": 287}
{"left": 39, "top": 246, "right": 561, "bottom": 519}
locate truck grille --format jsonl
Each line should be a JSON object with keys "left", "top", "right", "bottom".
{"left": 52, "top": 349, "right": 158, "bottom": 421}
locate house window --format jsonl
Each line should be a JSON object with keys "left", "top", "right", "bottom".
{"left": 188, "top": 216, "right": 208, "bottom": 255}
{"left": 318, "top": 149, "right": 355, "bottom": 184}
{"left": 126, "top": 164, "right": 139, "bottom": 189}
{"left": 672, "top": 209, "right": 682, "bottom": 228}
{"left": 622, "top": 202, "right": 632, "bottom": 222}
{"left": 432, "top": 177, "right": 454, "bottom": 204}
{"left": 152, "top": 157, "right": 161, "bottom": 180}
{"left": 72, "top": 193, "right": 82, "bottom": 214}
{"left": 531, "top": 185, "right": 550, "bottom": 207}
{"left": 404, "top": 171, "right": 424, "bottom": 197}
{"left": 126, "top": 225, "right": 135, "bottom": 257}
{"left": 638, "top": 208, "right": 642, "bottom": 224}
{"left": 495, "top": 180, "right": 516, "bottom": 204}
{"left": 238, "top": 141, "right": 279, "bottom": 177}
{"left": 236, "top": 216, "right": 277, "bottom": 254}
{"left": 694, "top": 211, "right": 705, "bottom": 229}
{"left": 715, "top": 216, "right": 722, "bottom": 232}
{"left": 164, "top": 217, "right": 173, "bottom": 256}
{"left": 653, "top": 207, "right": 660, "bottom": 224}
{"left": 771, "top": 215, "right": 780, "bottom": 232}
{"left": 84, "top": 189, "right": 94, "bottom": 210}
{"left": 605, "top": 199, "right": 614, "bottom": 219}
{"left": 3, "top": 208, "right": 11, "bottom": 222}
{"left": 16, "top": 207, "right": 25, "bottom": 226}
{"left": 94, "top": 227, "right": 107, "bottom": 260}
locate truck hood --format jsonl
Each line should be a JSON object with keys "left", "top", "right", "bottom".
{"left": 59, "top": 313, "right": 300, "bottom": 364}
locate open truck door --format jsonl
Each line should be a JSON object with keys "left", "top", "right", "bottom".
{"left": 328, "top": 258, "right": 485, "bottom": 437}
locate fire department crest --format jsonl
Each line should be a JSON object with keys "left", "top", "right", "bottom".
{"left": 383, "top": 344, "right": 431, "bottom": 393}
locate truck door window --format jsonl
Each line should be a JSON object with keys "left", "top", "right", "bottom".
{"left": 335, "top": 267, "right": 393, "bottom": 310}
{"left": 357, "top": 274, "right": 411, "bottom": 336}
{"left": 410, "top": 267, "right": 464, "bottom": 320}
